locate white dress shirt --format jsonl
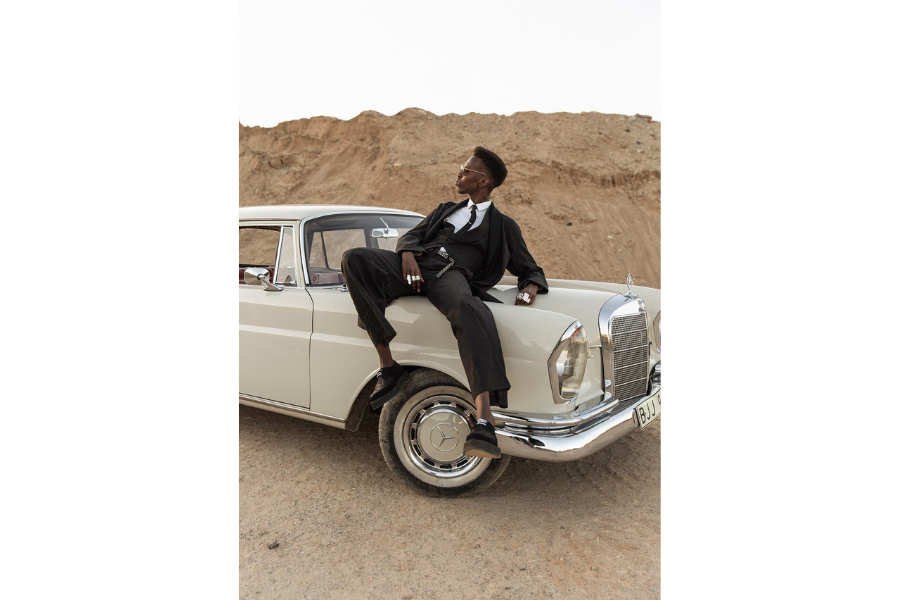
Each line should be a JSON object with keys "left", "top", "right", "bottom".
{"left": 446, "top": 199, "right": 492, "bottom": 233}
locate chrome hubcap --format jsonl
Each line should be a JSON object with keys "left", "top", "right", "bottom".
{"left": 401, "top": 395, "right": 486, "bottom": 479}
{"left": 418, "top": 406, "right": 466, "bottom": 461}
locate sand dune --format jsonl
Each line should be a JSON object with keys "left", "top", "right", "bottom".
{"left": 240, "top": 109, "right": 660, "bottom": 288}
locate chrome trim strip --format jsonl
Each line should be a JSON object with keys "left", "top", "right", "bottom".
{"left": 653, "top": 310, "right": 661, "bottom": 352}
{"left": 240, "top": 209, "right": 422, "bottom": 223}
{"left": 495, "top": 395, "right": 620, "bottom": 431}
{"left": 274, "top": 224, "right": 299, "bottom": 286}
{"left": 273, "top": 225, "right": 284, "bottom": 284}
{"left": 617, "top": 345, "right": 649, "bottom": 353}
{"left": 239, "top": 394, "right": 346, "bottom": 424}
{"left": 618, "top": 358, "right": 649, "bottom": 368}
{"left": 598, "top": 295, "right": 629, "bottom": 394}
{"left": 496, "top": 384, "right": 660, "bottom": 462}
{"left": 299, "top": 217, "right": 311, "bottom": 286}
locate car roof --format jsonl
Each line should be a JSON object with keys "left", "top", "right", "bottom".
{"left": 239, "top": 204, "right": 424, "bottom": 221}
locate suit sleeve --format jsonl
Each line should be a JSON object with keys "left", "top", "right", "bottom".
{"left": 395, "top": 204, "right": 445, "bottom": 255}
{"left": 504, "top": 219, "right": 549, "bottom": 294}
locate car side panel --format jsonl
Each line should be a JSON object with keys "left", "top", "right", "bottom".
{"left": 239, "top": 286, "right": 313, "bottom": 408}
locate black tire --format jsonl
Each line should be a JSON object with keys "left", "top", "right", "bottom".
{"left": 378, "top": 369, "right": 511, "bottom": 497}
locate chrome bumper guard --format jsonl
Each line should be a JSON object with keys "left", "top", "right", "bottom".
{"left": 494, "top": 383, "right": 661, "bottom": 462}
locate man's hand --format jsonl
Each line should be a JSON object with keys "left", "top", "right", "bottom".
{"left": 401, "top": 251, "right": 424, "bottom": 292}
{"left": 516, "top": 283, "right": 539, "bottom": 306}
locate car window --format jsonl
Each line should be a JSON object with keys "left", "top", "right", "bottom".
{"left": 308, "top": 229, "right": 366, "bottom": 270}
{"left": 239, "top": 224, "right": 297, "bottom": 286}
{"left": 240, "top": 226, "right": 279, "bottom": 265}
{"left": 304, "top": 214, "right": 423, "bottom": 286}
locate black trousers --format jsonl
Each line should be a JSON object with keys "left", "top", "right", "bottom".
{"left": 341, "top": 247, "right": 510, "bottom": 405}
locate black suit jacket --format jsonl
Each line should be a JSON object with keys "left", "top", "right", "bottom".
{"left": 396, "top": 201, "right": 549, "bottom": 303}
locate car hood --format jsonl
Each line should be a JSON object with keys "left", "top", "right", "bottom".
{"left": 492, "top": 277, "right": 660, "bottom": 330}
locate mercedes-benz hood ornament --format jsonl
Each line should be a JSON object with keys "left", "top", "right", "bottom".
{"left": 624, "top": 273, "right": 637, "bottom": 298}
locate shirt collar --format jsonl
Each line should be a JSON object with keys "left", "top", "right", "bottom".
{"left": 466, "top": 199, "right": 492, "bottom": 212}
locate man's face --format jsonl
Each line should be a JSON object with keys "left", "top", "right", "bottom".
{"left": 455, "top": 157, "right": 491, "bottom": 195}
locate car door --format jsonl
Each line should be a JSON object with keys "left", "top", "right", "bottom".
{"left": 239, "top": 220, "right": 313, "bottom": 408}
{"left": 303, "top": 212, "right": 426, "bottom": 418}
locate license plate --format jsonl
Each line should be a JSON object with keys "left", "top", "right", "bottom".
{"left": 633, "top": 393, "right": 661, "bottom": 429}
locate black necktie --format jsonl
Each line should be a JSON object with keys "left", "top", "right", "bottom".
{"left": 456, "top": 205, "right": 479, "bottom": 234}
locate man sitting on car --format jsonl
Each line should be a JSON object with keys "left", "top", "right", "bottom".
{"left": 341, "top": 146, "right": 548, "bottom": 459}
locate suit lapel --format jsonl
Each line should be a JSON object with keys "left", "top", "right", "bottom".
{"left": 427, "top": 202, "right": 461, "bottom": 242}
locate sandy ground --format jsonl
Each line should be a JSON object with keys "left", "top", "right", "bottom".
{"left": 240, "top": 406, "right": 660, "bottom": 599}
{"left": 239, "top": 108, "right": 661, "bottom": 598}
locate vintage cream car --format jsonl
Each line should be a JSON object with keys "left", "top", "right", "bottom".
{"left": 239, "top": 205, "right": 661, "bottom": 496}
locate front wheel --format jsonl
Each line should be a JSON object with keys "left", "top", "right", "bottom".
{"left": 378, "top": 370, "right": 510, "bottom": 497}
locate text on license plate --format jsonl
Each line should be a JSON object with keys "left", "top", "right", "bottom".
{"left": 633, "top": 394, "right": 661, "bottom": 429}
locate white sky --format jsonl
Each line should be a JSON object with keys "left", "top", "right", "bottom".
{"left": 240, "top": 0, "right": 660, "bottom": 126}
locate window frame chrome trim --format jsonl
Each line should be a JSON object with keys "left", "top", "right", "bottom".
{"left": 273, "top": 226, "right": 284, "bottom": 283}
{"left": 273, "top": 223, "right": 299, "bottom": 286}
{"left": 238, "top": 221, "right": 300, "bottom": 287}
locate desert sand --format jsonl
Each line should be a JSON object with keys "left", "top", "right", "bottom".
{"left": 239, "top": 109, "right": 661, "bottom": 599}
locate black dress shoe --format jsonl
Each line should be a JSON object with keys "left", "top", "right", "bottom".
{"left": 369, "top": 362, "right": 411, "bottom": 409}
{"left": 463, "top": 421, "right": 501, "bottom": 459}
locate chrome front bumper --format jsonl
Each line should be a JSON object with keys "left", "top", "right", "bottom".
{"left": 495, "top": 384, "right": 661, "bottom": 462}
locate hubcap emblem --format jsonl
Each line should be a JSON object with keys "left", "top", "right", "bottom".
{"left": 429, "top": 422, "right": 459, "bottom": 452}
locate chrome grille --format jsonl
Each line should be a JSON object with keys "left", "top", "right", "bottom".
{"left": 610, "top": 313, "right": 649, "bottom": 401}
{"left": 612, "top": 329, "right": 646, "bottom": 350}
{"left": 615, "top": 346, "right": 648, "bottom": 367}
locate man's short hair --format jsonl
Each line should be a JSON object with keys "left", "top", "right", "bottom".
{"left": 474, "top": 146, "right": 508, "bottom": 188}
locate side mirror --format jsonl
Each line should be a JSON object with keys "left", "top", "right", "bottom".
{"left": 371, "top": 228, "right": 399, "bottom": 239}
{"left": 243, "top": 267, "right": 284, "bottom": 291}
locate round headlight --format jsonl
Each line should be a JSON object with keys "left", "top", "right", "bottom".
{"left": 548, "top": 322, "right": 589, "bottom": 403}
